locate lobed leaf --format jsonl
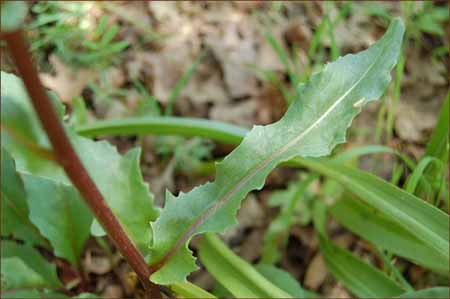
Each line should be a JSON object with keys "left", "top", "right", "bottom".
{"left": 148, "top": 18, "right": 405, "bottom": 284}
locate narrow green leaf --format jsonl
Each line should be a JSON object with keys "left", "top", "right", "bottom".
{"left": 395, "top": 287, "right": 450, "bottom": 298}
{"left": 404, "top": 156, "right": 443, "bottom": 194}
{"left": 23, "top": 174, "right": 93, "bottom": 266}
{"left": 1, "top": 240, "right": 61, "bottom": 288}
{"left": 198, "top": 233, "right": 291, "bottom": 298}
{"left": 425, "top": 93, "right": 449, "bottom": 163}
{"left": 1, "top": 148, "right": 48, "bottom": 247}
{"left": 148, "top": 18, "right": 404, "bottom": 284}
{"left": 255, "top": 264, "right": 319, "bottom": 298}
{"left": 319, "top": 236, "right": 404, "bottom": 298}
{"left": 170, "top": 282, "right": 216, "bottom": 299}
{"left": 313, "top": 201, "right": 404, "bottom": 298}
{"left": 300, "top": 158, "right": 450, "bottom": 265}
{"left": 330, "top": 197, "right": 447, "bottom": 274}
{"left": 77, "top": 116, "right": 248, "bottom": 146}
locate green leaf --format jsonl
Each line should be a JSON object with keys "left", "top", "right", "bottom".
{"left": 255, "top": 264, "right": 319, "bottom": 298}
{"left": 77, "top": 116, "right": 248, "bottom": 146}
{"left": 395, "top": 287, "right": 450, "bottom": 298}
{"left": 330, "top": 197, "right": 447, "bottom": 274}
{"left": 170, "top": 282, "right": 216, "bottom": 299}
{"left": 1, "top": 72, "right": 64, "bottom": 178}
{"left": 1, "top": 71, "right": 159, "bottom": 253}
{"left": 300, "top": 158, "right": 450, "bottom": 267}
{"left": 1, "top": 290, "right": 70, "bottom": 299}
{"left": 319, "top": 236, "right": 404, "bottom": 298}
{"left": 1, "top": 1, "right": 28, "bottom": 32}
{"left": 22, "top": 174, "right": 93, "bottom": 265}
{"left": 198, "top": 233, "right": 292, "bottom": 298}
{"left": 1, "top": 148, "right": 48, "bottom": 247}
{"left": 313, "top": 201, "right": 404, "bottom": 298}
{"left": 71, "top": 137, "right": 160, "bottom": 252}
{"left": 1, "top": 240, "right": 61, "bottom": 288}
{"left": 1, "top": 257, "right": 48, "bottom": 291}
{"left": 148, "top": 18, "right": 404, "bottom": 284}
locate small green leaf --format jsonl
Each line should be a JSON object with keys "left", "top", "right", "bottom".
{"left": 1, "top": 1, "right": 28, "bottom": 32}
{"left": 148, "top": 18, "right": 404, "bottom": 284}
{"left": 1, "top": 148, "right": 48, "bottom": 247}
{"left": 23, "top": 174, "right": 93, "bottom": 265}
{"left": 1, "top": 240, "right": 61, "bottom": 288}
{"left": 198, "top": 233, "right": 291, "bottom": 298}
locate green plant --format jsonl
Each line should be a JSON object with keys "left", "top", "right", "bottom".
{"left": 28, "top": 1, "right": 128, "bottom": 69}
{"left": 1, "top": 6, "right": 449, "bottom": 299}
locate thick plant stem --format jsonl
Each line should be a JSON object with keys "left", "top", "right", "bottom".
{"left": 3, "top": 30, "right": 162, "bottom": 299}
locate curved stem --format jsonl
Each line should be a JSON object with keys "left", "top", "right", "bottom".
{"left": 2, "top": 30, "right": 161, "bottom": 299}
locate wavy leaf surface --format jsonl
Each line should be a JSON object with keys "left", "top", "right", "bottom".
{"left": 148, "top": 19, "right": 405, "bottom": 284}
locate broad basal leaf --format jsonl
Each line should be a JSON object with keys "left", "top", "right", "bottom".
{"left": 1, "top": 258, "right": 48, "bottom": 291}
{"left": 23, "top": 174, "right": 92, "bottom": 266}
{"left": 148, "top": 19, "right": 404, "bottom": 284}
{"left": 1, "top": 148, "right": 48, "bottom": 247}
{"left": 1, "top": 71, "right": 159, "bottom": 253}
{"left": 1, "top": 72, "right": 65, "bottom": 179}
{"left": 1, "top": 240, "right": 61, "bottom": 289}
{"left": 70, "top": 136, "right": 159, "bottom": 252}
{"left": 1, "top": 1, "right": 28, "bottom": 32}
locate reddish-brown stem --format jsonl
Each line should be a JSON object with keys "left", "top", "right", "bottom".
{"left": 3, "top": 30, "right": 162, "bottom": 299}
